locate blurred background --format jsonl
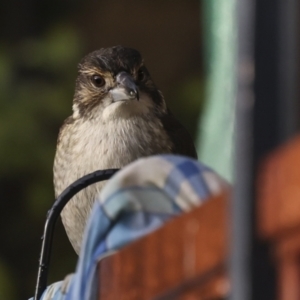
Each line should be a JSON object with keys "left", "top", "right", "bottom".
{"left": 0, "top": 1, "right": 210, "bottom": 299}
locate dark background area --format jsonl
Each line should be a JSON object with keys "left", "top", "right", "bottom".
{"left": 0, "top": 1, "right": 204, "bottom": 299}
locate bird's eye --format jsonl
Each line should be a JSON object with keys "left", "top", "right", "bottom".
{"left": 91, "top": 75, "right": 105, "bottom": 87}
{"left": 137, "top": 69, "right": 146, "bottom": 81}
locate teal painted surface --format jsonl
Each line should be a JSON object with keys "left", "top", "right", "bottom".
{"left": 197, "top": 0, "right": 237, "bottom": 182}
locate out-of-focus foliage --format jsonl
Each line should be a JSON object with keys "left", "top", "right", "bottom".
{"left": 0, "top": 25, "right": 81, "bottom": 216}
{"left": 0, "top": 25, "right": 80, "bottom": 176}
{"left": 0, "top": 25, "right": 82, "bottom": 299}
{"left": 0, "top": 259, "right": 15, "bottom": 299}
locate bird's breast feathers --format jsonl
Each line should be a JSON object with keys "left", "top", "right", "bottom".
{"left": 54, "top": 113, "right": 172, "bottom": 196}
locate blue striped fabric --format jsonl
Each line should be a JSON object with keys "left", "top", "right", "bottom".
{"left": 32, "top": 155, "right": 228, "bottom": 300}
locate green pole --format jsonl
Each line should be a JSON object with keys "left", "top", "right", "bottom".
{"left": 197, "top": 0, "right": 237, "bottom": 182}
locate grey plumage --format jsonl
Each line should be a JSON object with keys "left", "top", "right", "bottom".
{"left": 53, "top": 46, "right": 197, "bottom": 254}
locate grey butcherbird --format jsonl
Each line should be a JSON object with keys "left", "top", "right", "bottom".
{"left": 54, "top": 46, "right": 197, "bottom": 254}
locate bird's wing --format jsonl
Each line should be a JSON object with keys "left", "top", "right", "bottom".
{"left": 161, "top": 110, "right": 198, "bottom": 159}
{"left": 54, "top": 115, "right": 75, "bottom": 197}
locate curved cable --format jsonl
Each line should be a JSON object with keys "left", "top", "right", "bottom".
{"left": 34, "top": 168, "right": 119, "bottom": 300}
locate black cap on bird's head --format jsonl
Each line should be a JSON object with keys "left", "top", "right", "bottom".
{"left": 73, "top": 46, "right": 166, "bottom": 119}
{"left": 80, "top": 46, "right": 142, "bottom": 75}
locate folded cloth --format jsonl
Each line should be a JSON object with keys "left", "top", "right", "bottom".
{"left": 33, "top": 155, "right": 228, "bottom": 300}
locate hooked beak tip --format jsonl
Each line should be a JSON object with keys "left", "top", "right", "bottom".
{"left": 115, "top": 71, "right": 139, "bottom": 101}
{"left": 130, "top": 89, "right": 139, "bottom": 101}
{"left": 110, "top": 87, "right": 139, "bottom": 102}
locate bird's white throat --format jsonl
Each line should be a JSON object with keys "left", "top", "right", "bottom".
{"left": 102, "top": 92, "right": 154, "bottom": 121}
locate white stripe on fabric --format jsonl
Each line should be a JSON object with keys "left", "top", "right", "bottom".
{"left": 99, "top": 157, "right": 175, "bottom": 204}
{"left": 176, "top": 179, "right": 202, "bottom": 210}
{"left": 202, "top": 171, "right": 228, "bottom": 195}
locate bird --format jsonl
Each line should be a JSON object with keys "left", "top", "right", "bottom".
{"left": 53, "top": 46, "right": 197, "bottom": 254}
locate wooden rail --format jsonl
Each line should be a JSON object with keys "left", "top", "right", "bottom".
{"left": 258, "top": 136, "right": 300, "bottom": 300}
{"left": 98, "top": 192, "right": 230, "bottom": 300}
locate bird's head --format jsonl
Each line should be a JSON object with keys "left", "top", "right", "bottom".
{"left": 73, "top": 46, "right": 167, "bottom": 121}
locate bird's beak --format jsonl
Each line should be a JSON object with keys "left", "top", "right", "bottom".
{"left": 110, "top": 71, "right": 139, "bottom": 102}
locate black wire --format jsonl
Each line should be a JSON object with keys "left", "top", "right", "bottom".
{"left": 34, "top": 168, "right": 119, "bottom": 300}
